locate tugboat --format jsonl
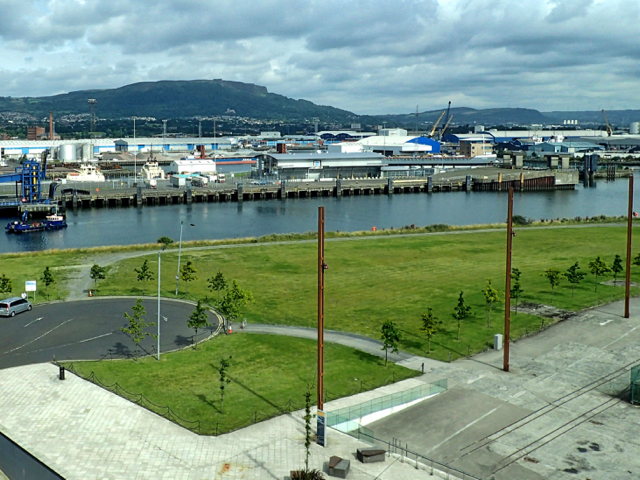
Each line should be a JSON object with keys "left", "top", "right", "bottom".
{"left": 5, "top": 211, "right": 67, "bottom": 234}
{"left": 66, "top": 163, "right": 106, "bottom": 182}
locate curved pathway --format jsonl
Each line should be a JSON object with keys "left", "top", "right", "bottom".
{"left": 61, "top": 222, "right": 633, "bottom": 300}
{"left": 236, "top": 323, "right": 439, "bottom": 372}
{"left": 0, "top": 297, "right": 222, "bottom": 370}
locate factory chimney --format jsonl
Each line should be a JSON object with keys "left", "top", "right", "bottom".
{"left": 49, "top": 112, "right": 54, "bottom": 140}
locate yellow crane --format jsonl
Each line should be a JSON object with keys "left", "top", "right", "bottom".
{"left": 601, "top": 109, "right": 613, "bottom": 136}
{"left": 429, "top": 110, "right": 446, "bottom": 137}
{"left": 441, "top": 114, "right": 454, "bottom": 137}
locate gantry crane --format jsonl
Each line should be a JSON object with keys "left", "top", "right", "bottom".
{"left": 601, "top": 109, "right": 613, "bottom": 136}
{"left": 429, "top": 110, "right": 446, "bottom": 137}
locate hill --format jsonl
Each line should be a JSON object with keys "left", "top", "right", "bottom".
{"left": 0, "top": 79, "right": 360, "bottom": 122}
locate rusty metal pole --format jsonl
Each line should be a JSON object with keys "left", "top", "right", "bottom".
{"left": 625, "top": 175, "right": 634, "bottom": 318}
{"left": 504, "top": 188, "right": 514, "bottom": 372}
{"left": 318, "top": 206, "right": 325, "bottom": 410}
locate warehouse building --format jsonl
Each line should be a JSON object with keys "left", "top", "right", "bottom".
{"left": 257, "top": 151, "right": 386, "bottom": 180}
{"left": 114, "top": 137, "right": 235, "bottom": 154}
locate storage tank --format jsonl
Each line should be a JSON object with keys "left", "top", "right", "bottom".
{"left": 58, "top": 144, "right": 77, "bottom": 162}
{"left": 81, "top": 142, "right": 94, "bottom": 161}
{"left": 630, "top": 122, "right": 640, "bottom": 135}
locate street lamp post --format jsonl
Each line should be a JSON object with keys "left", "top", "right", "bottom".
{"left": 175, "top": 221, "right": 195, "bottom": 295}
{"left": 157, "top": 246, "right": 164, "bottom": 360}
{"left": 133, "top": 116, "right": 138, "bottom": 182}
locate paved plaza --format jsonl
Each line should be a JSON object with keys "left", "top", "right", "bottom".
{"left": 2, "top": 298, "right": 640, "bottom": 479}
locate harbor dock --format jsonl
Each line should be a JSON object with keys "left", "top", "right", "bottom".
{"left": 49, "top": 168, "right": 578, "bottom": 210}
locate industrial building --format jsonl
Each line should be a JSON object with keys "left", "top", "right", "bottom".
{"left": 114, "top": 137, "right": 234, "bottom": 153}
{"left": 169, "top": 159, "right": 217, "bottom": 175}
{"left": 257, "top": 151, "right": 386, "bottom": 180}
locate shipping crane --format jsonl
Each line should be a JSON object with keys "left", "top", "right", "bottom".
{"left": 440, "top": 101, "right": 452, "bottom": 138}
{"left": 441, "top": 114, "right": 454, "bottom": 138}
{"left": 602, "top": 109, "right": 613, "bottom": 136}
{"left": 429, "top": 110, "right": 446, "bottom": 137}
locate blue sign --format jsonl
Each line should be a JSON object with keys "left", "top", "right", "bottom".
{"left": 317, "top": 410, "right": 326, "bottom": 447}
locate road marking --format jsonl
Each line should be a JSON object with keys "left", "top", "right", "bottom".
{"left": 603, "top": 326, "right": 638, "bottom": 349}
{"left": 24, "top": 317, "right": 43, "bottom": 327}
{"left": 599, "top": 319, "right": 614, "bottom": 326}
{"left": 2, "top": 319, "right": 73, "bottom": 355}
{"left": 467, "top": 374, "right": 486, "bottom": 384}
{"left": 78, "top": 333, "right": 112, "bottom": 343}
{"left": 512, "top": 390, "right": 527, "bottom": 398}
{"left": 427, "top": 407, "right": 498, "bottom": 453}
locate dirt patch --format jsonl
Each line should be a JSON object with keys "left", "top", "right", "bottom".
{"left": 514, "top": 302, "right": 575, "bottom": 321}
{"left": 601, "top": 279, "right": 636, "bottom": 287}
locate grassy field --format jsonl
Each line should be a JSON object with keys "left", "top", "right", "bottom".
{"left": 1, "top": 225, "right": 637, "bottom": 361}
{"left": 65, "top": 334, "right": 419, "bottom": 435}
{"left": 85, "top": 225, "right": 637, "bottom": 361}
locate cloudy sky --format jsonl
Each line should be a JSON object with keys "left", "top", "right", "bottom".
{"left": 0, "top": 0, "right": 638, "bottom": 115}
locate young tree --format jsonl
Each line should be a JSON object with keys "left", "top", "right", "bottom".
{"left": 0, "top": 274, "right": 12, "bottom": 295}
{"left": 134, "top": 259, "right": 154, "bottom": 295}
{"left": 217, "top": 280, "right": 254, "bottom": 328}
{"left": 611, "top": 254, "right": 624, "bottom": 283}
{"left": 90, "top": 264, "right": 106, "bottom": 289}
{"left": 481, "top": 279, "right": 501, "bottom": 328}
{"left": 542, "top": 268, "right": 562, "bottom": 298}
{"left": 120, "top": 299, "right": 156, "bottom": 360}
{"left": 588, "top": 256, "right": 611, "bottom": 292}
{"left": 510, "top": 267, "right": 524, "bottom": 314}
{"left": 420, "top": 308, "right": 442, "bottom": 354}
{"left": 157, "top": 236, "right": 174, "bottom": 247}
{"left": 180, "top": 260, "right": 197, "bottom": 294}
{"left": 187, "top": 300, "right": 210, "bottom": 349}
{"left": 564, "top": 262, "right": 586, "bottom": 297}
{"left": 452, "top": 291, "right": 472, "bottom": 341}
{"left": 380, "top": 320, "right": 402, "bottom": 366}
{"left": 303, "top": 386, "right": 315, "bottom": 472}
{"left": 40, "top": 267, "right": 56, "bottom": 299}
{"left": 634, "top": 252, "right": 640, "bottom": 267}
{"left": 219, "top": 356, "right": 232, "bottom": 414}
{"left": 207, "top": 270, "right": 228, "bottom": 302}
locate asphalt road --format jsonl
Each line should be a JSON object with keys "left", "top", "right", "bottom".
{"left": 0, "top": 297, "right": 221, "bottom": 370}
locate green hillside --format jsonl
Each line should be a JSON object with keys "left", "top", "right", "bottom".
{"left": 0, "top": 79, "right": 360, "bottom": 122}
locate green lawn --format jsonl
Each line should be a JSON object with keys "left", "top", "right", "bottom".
{"left": 65, "top": 334, "right": 418, "bottom": 435}
{"left": 93, "top": 226, "right": 640, "bottom": 361}
{"left": 1, "top": 226, "right": 636, "bottom": 362}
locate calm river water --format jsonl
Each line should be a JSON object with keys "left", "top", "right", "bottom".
{"left": 1, "top": 174, "right": 635, "bottom": 253}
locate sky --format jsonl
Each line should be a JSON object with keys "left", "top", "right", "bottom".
{"left": 0, "top": 0, "right": 639, "bottom": 115}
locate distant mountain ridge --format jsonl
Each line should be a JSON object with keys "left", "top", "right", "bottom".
{"left": 0, "top": 79, "right": 638, "bottom": 126}
{"left": 0, "top": 79, "right": 359, "bottom": 122}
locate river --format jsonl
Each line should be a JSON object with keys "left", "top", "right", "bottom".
{"left": 0, "top": 174, "right": 634, "bottom": 253}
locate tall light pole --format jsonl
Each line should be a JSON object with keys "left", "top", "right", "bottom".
{"left": 175, "top": 221, "right": 195, "bottom": 295}
{"left": 157, "top": 246, "right": 165, "bottom": 360}
{"left": 133, "top": 116, "right": 138, "bottom": 181}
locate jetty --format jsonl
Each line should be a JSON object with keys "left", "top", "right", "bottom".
{"left": 48, "top": 168, "right": 578, "bottom": 211}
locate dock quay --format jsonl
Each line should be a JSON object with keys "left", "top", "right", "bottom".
{"left": 45, "top": 168, "right": 578, "bottom": 211}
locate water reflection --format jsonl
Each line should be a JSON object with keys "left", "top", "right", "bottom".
{"left": 0, "top": 174, "right": 633, "bottom": 253}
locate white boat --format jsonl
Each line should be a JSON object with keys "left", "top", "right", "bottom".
{"left": 140, "top": 161, "right": 165, "bottom": 180}
{"left": 66, "top": 163, "right": 106, "bottom": 182}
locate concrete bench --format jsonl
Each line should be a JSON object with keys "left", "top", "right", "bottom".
{"left": 356, "top": 448, "right": 386, "bottom": 464}
{"left": 328, "top": 455, "right": 350, "bottom": 478}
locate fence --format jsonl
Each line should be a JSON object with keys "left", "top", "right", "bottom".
{"left": 62, "top": 364, "right": 408, "bottom": 436}
{"left": 326, "top": 379, "right": 447, "bottom": 432}
{"left": 325, "top": 379, "right": 480, "bottom": 480}
{"left": 631, "top": 365, "right": 640, "bottom": 404}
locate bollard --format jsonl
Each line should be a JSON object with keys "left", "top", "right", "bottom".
{"left": 421, "top": 362, "right": 424, "bottom": 374}
{"left": 59, "top": 366, "right": 65, "bottom": 380}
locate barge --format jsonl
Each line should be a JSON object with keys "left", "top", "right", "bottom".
{"left": 6, "top": 213, "right": 67, "bottom": 234}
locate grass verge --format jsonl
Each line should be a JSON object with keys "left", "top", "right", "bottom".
{"left": 64, "top": 334, "right": 419, "bottom": 435}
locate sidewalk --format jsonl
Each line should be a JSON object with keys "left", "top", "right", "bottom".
{"left": 0, "top": 364, "right": 454, "bottom": 480}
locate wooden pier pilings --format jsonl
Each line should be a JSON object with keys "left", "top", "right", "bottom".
{"left": 57, "top": 171, "right": 578, "bottom": 210}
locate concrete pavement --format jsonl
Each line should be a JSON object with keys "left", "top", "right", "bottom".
{"left": 3, "top": 297, "right": 640, "bottom": 479}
